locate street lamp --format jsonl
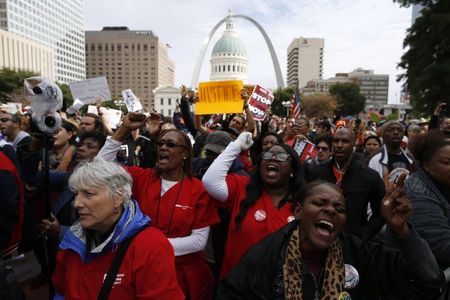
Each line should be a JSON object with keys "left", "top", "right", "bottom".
{"left": 282, "top": 101, "right": 290, "bottom": 117}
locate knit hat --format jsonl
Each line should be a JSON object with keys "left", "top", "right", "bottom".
{"left": 381, "top": 120, "right": 404, "bottom": 135}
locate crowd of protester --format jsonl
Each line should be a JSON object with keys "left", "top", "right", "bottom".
{"left": 0, "top": 78, "right": 449, "bottom": 299}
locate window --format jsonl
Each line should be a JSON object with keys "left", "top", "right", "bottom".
{"left": 144, "top": 44, "right": 148, "bottom": 51}
{"left": 160, "top": 98, "right": 164, "bottom": 105}
{"left": 168, "top": 98, "right": 171, "bottom": 105}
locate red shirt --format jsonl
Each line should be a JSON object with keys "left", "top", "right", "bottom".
{"left": 221, "top": 173, "right": 295, "bottom": 278}
{"left": 124, "top": 166, "right": 219, "bottom": 300}
{"left": 125, "top": 166, "right": 219, "bottom": 237}
{"left": 52, "top": 227, "right": 184, "bottom": 300}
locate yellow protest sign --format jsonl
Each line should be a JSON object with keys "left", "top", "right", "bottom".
{"left": 196, "top": 80, "right": 244, "bottom": 115}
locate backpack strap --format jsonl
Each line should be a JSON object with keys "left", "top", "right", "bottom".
{"left": 97, "top": 227, "right": 146, "bottom": 300}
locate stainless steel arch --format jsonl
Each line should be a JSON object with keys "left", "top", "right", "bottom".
{"left": 190, "top": 14, "right": 285, "bottom": 88}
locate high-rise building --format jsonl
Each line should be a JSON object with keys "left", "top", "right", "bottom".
{"left": 85, "top": 27, "right": 174, "bottom": 110}
{"left": 0, "top": 29, "right": 54, "bottom": 79}
{"left": 0, "top": 0, "right": 85, "bottom": 83}
{"left": 287, "top": 37, "right": 324, "bottom": 88}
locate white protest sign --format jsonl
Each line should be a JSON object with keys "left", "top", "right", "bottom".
{"left": 86, "top": 106, "right": 122, "bottom": 129}
{"left": 87, "top": 105, "right": 98, "bottom": 114}
{"left": 122, "top": 89, "right": 143, "bottom": 112}
{"left": 69, "top": 77, "right": 111, "bottom": 104}
{"left": 66, "top": 98, "right": 84, "bottom": 115}
{"left": 248, "top": 84, "right": 273, "bottom": 121}
{"left": 2, "top": 103, "right": 22, "bottom": 114}
{"left": 103, "top": 108, "right": 122, "bottom": 129}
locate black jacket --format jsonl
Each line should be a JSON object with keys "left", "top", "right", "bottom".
{"left": 306, "top": 156, "right": 386, "bottom": 240}
{"left": 217, "top": 221, "right": 445, "bottom": 300}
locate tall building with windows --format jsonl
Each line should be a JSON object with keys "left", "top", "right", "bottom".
{"left": 287, "top": 37, "right": 324, "bottom": 88}
{"left": 85, "top": 27, "right": 174, "bottom": 110}
{"left": 0, "top": 29, "right": 54, "bottom": 78}
{"left": 0, "top": 0, "right": 85, "bottom": 83}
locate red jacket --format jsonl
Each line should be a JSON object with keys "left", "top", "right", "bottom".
{"left": 0, "top": 151, "right": 24, "bottom": 256}
{"left": 52, "top": 226, "right": 184, "bottom": 300}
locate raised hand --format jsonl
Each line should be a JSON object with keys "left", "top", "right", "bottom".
{"left": 235, "top": 132, "right": 253, "bottom": 151}
{"left": 39, "top": 214, "right": 60, "bottom": 237}
{"left": 122, "top": 112, "right": 148, "bottom": 131}
{"left": 180, "top": 85, "right": 188, "bottom": 98}
{"left": 381, "top": 173, "right": 412, "bottom": 235}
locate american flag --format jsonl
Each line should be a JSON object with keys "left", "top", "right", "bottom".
{"left": 291, "top": 82, "right": 301, "bottom": 118}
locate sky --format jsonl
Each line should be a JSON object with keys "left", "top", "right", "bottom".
{"left": 84, "top": 0, "right": 413, "bottom": 104}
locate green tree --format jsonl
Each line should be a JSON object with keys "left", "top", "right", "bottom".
{"left": 395, "top": 0, "right": 450, "bottom": 115}
{"left": 329, "top": 82, "right": 366, "bottom": 117}
{"left": 0, "top": 68, "right": 39, "bottom": 103}
{"left": 56, "top": 82, "right": 74, "bottom": 108}
{"left": 272, "top": 86, "right": 296, "bottom": 117}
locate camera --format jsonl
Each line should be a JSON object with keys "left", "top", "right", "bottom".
{"left": 24, "top": 77, "right": 63, "bottom": 134}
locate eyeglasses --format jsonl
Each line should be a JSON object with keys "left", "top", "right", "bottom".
{"left": 262, "top": 151, "right": 290, "bottom": 162}
{"left": 0, "top": 118, "right": 13, "bottom": 123}
{"left": 317, "top": 146, "right": 329, "bottom": 152}
{"left": 155, "top": 140, "right": 186, "bottom": 149}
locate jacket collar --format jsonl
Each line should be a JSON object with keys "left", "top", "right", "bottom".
{"left": 378, "top": 144, "right": 413, "bottom": 167}
{"left": 60, "top": 199, "right": 150, "bottom": 263}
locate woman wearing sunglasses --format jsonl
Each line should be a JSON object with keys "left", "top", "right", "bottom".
{"left": 98, "top": 112, "right": 219, "bottom": 300}
{"left": 203, "top": 131, "right": 305, "bottom": 279}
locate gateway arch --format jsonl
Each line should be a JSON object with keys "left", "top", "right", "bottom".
{"left": 190, "top": 14, "right": 285, "bottom": 88}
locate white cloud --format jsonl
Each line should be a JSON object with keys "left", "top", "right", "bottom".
{"left": 85, "top": 0, "right": 412, "bottom": 103}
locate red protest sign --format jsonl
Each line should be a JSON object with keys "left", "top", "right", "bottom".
{"left": 248, "top": 85, "right": 273, "bottom": 121}
{"left": 293, "top": 138, "right": 318, "bottom": 162}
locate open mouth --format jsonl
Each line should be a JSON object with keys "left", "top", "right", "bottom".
{"left": 315, "top": 219, "right": 335, "bottom": 236}
{"left": 158, "top": 153, "right": 170, "bottom": 163}
{"left": 266, "top": 164, "right": 279, "bottom": 177}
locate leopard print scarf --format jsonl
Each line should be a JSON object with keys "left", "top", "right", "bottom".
{"left": 283, "top": 225, "right": 345, "bottom": 299}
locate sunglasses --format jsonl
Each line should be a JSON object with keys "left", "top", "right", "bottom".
{"left": 317, "top": 146, "right": 329, "bottom": 152}
{"left": 156, "top": 140, "right": 186, "bottom": 149}
{"left": 262, "top": 151, "right": 290, "bottom": 162}
{"left": 0, "top": 118, "right": 13, "bottom": 122}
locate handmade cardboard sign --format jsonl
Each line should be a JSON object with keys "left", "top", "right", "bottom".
{"left": 196, "top": 80, "right": 244, "bottom": 115}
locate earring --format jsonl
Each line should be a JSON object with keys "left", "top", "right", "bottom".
{"left": 290, "top": 173, "right": 293, "bottom": 178}
{"left": 114, "top": 207, "right": 118, "bottom": 214}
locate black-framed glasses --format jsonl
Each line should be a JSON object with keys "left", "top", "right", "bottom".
{"left": 155, "top": 140, "right": 186, "bottom": 149}
{"left": 262, "top": 151, "right": 290, "bottom": 162}
{"left": 0, "top": 118, "right": 13, "bottom": 123}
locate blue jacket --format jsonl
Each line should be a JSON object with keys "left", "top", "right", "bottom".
{"left": 59, "top": 200, "right": 150, "bottom": 263}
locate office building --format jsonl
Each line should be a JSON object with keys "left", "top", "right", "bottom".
{"left": 303, "top": 68, "right": 389, "bottom": 109}
{"left": 0, "top": 0, "right": 85, "bottom": 83}
{"left": 0, "top": 29, "right": 54, "bottom": 79}
{"left": 287, "top": 37, "right": 324, "bottom": 88}
{"left": 85, "top": 27, "right": 174, "bottom": 110}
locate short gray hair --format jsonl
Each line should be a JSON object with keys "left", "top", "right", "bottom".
{"left": 69, "top": 158, "right": 132, "bottom": 202}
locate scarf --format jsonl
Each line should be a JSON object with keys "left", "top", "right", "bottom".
{"left": 283, "top": 225, "right": 345, "bottom": 299}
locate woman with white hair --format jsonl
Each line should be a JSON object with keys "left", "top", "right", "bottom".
{"left": 52, "top": 158, "right": 184, "bottom": 300}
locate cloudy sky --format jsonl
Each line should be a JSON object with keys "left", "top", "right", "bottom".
{"left": 84, "top": 0, "right": 413, "bottom": 104}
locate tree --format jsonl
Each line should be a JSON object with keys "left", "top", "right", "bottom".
{"left": 329, "top": 82, "right": 366, "bottom": 117}
{"left": 272, "top": 86, "right": 296, "bottom": 117}
{"left": 0, "top": 68, "right": 39, "bottom": 103}
{"left": 394, "top": 0, "right": 450, "bottom": 115}
{"left": 301, "top": 93, "right": 337, "bottom": 119}
{"left": 56, "top": 82, "right": 74, "bottom": 109}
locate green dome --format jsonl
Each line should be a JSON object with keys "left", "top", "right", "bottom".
{"left": 212, "top": 34, "right": 247, "bottom": 57}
